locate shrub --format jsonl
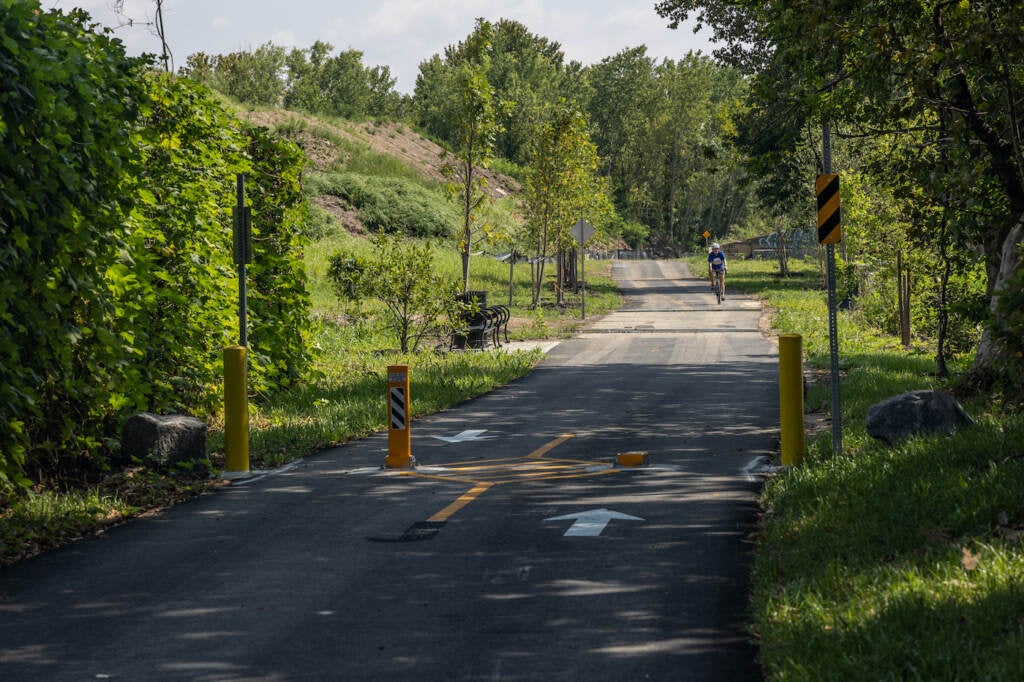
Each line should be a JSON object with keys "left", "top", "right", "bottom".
{"left": 329, "top": 236, "right": 460, "bottom": 352}
{"left": 307, "top": 172, "right": 457, "bottom": 238}
{"left": 0, "top": 4, "right": 148, "bottom": 493}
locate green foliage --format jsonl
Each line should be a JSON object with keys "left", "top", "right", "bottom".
{"left": 183, "top": 41, "right": 403, "bottom": 119}
{"left": 126, "top": 74, "right": 245, "bottom": 414}
{"left": 284, "top": 42, "right": 398, "bottom": 118}
{"left": 243, "top": 126, "right": 313, "bottom": 390}
{"left": 0, "top": 6, "right": 311, "bottom": 495}
{"left": 327, "top": 253, "right": 371, "bottom": 304}
{"left": 330, "top": 235, "right": 460, "bottom": 353}
{"left": 441, "top": 20, "right": 506, "bottom": 292}
{"left": 0, "top": 3, "right": 147, "bottom": 493}
{"left": 657, "top": 0, "right": 1024, "bottom": 380}
{"left": 704, "top": 255, "right": 1024, "bottom": 678}
{"left": 613, "top": 217, "right": 650, "bottom": 250}
{"left": 182, "top": 42, "right": 287, "bottom": 107}
{"left": 128, "top": 75, "right": 311, "bottom": 407}
{"left": 524, "top": 99, "right": 612, "bottom": 305}
{"left": 306, "top": 172, "right": 457, "bottom": 237}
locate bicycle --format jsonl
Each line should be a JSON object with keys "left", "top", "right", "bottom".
{"left": 712, "top": 269, "right": 725, "bottom": 304}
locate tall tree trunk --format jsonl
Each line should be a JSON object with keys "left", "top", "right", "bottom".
{"left": 972, "top": 213, "right": 1024, "bottom": 374}
{"left": 461, "top": 155, "right": 473, "bottom": 292}
{"left": 933, "top": 5, "right": 1024, "bottom": 377}
{"left": 935, "top": 222, "right": 951, "bottom": 377}
{"left": 775, "top": 217, "right": 789, "bottom": 277}
{"left": 556, "top": 250, "right": 565, "bottom": 306}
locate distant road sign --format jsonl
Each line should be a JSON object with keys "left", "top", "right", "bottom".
{"left": 816, "top": 174, "right": 841, "bottom": 244}
{"left": 571, "top": 219, "right": 595, "bottom": 245}
{"left": 703, "top": 230, "right": 711, "bottom": 239}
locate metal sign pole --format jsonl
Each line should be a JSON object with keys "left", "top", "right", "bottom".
{"left": 822, "top": 125, "right": 842, "bottom": 457}
{"left": 233, "top": 174, "right": 252, "bottom": 347}
{"left": 571, "top": 218, "right": 595, "bottom": 321}
{"left": 581, "top": 247, "right": 586, "bottom": 320}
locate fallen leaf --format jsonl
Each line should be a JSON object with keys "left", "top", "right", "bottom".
{"left": 961, "top": 546, "right": 980, "bottom": 571}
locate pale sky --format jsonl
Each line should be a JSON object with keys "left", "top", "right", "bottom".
{"left": 51, "top": 1, "right": 714, "bottom": 93}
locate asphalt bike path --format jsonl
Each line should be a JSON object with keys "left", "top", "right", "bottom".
{"left": 0, "top": 260, "right": 778, "bottom": 681}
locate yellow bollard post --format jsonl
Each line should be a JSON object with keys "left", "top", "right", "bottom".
{"left": 779, "top": 333, "right": 805, "bottom": 465}
{"left": 224, "top": 346, "right": 250, "bottom": 472}
{"left": 385, "top": 364, "right": 413, "bottom": 468}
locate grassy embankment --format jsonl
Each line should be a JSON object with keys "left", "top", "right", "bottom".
{"left": 705, "top": 255, "right": 1024, "bottom": 681}
{"left": 0, "top": 115, "right": 622, "bottom": 566}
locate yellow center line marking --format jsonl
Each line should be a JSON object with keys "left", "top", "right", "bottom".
{"left": 399, "top": 471, "right": 483, "bottom": 485}
{"left": 527, "top": 433, "right": 574, "bottom": 459}
{"left": 427, "top": 483, "right": 493, "bottom": 523}
{"left": 413, "top": 433, "right": 589, "bottom": 524}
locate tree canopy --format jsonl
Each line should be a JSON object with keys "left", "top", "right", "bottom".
{"left": 657, "top": 0, "right": 1024, "bottom": 383}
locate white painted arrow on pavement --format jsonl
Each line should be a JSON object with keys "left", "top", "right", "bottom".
{"left": 544, "top": 508, "right": 645, "bottom": 537}
{"left": 430, "top": 429, "right": 495, "bottom": 443}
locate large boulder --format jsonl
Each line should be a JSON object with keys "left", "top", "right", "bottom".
{"left": 121, "top": 412, "right": 208, "bottom": 466}
{"left": 866, "top": 390, "right": 974, "bottom": 445}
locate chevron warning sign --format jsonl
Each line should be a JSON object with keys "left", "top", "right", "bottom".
{"left": 816, "top": 174, "right": 841, "bottom": 244}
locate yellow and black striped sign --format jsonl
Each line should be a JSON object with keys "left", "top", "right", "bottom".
{"left": 816, "top": 173, "right": 841, "bottom": 244}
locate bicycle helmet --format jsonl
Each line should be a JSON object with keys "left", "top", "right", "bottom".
{"left": 711, "top": 242, "right": 720, "bottom": 249}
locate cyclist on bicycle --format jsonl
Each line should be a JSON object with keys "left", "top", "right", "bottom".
{"left": 708, "top": 242, "right": 727, "bottom": 299}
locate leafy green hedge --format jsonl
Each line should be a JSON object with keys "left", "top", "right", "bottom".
{"left": 305, "top": 172, "right": 457, "bottom": 237}
{"left": 0, "top": 5, "right": 310, "bottom": 496}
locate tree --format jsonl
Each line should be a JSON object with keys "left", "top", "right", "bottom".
{"left": 524, "top": 101, "right": 610, "bottom": 306}
{"left": 210, "top": 42, "right": 286, "bottom": 106}
{"left": 486, "top": 19, "right": 567, "bottom": 165}
{"left": 329, "top": 236, "right": 459, "bottom": 353}
{"left": 587, "top": 47, "right": 660, "bottom": 220}
{"left": 656, "top": 0, "right": 1024, "bottom": 388}
{"left": 440, "top": 19, "right": 504, "bottom": 293}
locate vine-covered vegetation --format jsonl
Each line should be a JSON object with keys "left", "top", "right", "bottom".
{"left": 0, "top": 5, "right": 309, "bottom": 495}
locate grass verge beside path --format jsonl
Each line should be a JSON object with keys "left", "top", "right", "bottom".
{"left": 705, "top": 256, "right": 1024, "bottom": 681}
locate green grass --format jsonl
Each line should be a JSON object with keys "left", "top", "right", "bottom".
{"left": 0, "top": 489, "right": 133, "bottom": 564}
{"left": 0, "top": 463, "right": 226, "bottom": 566}
{"left": 702, "top": 255, "right": 1024, "bottom": 680}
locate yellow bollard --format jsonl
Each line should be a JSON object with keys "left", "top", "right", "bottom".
{"left": 224, "top": 346, "right": 250, "bottom": 472}
{"left": 779, "top": 334, "right": 805, "bottom": 465}
{"left": 385, "top": 364, "right": 413, "bottom": 468}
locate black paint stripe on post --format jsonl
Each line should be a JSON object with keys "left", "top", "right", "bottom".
{"left": 817, "top": 173, "right": 841, "bottom": 244}
{"left": 390, "top": 386, "right": 405, "bottom": 430}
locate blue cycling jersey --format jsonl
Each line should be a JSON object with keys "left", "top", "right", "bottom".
{"left": 708, "top": 249, "right": 726, "bottom": 270}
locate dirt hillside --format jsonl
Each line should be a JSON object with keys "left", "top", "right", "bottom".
{"left": 241, "top": 110, "right": 519, "bottom": 197}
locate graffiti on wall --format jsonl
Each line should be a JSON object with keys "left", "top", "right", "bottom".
{"left": 758, "top": 227, "right": 817, "bottom": 250}
{"left": 723, "top": 227, "right": 819, "bottom": 259}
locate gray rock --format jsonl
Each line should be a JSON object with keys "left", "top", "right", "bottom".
{"left": 866, "top": 390, "right": 974, "bottom": 445}
{"left": 121, "top": 412, "right": 208, "bottom": 466}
